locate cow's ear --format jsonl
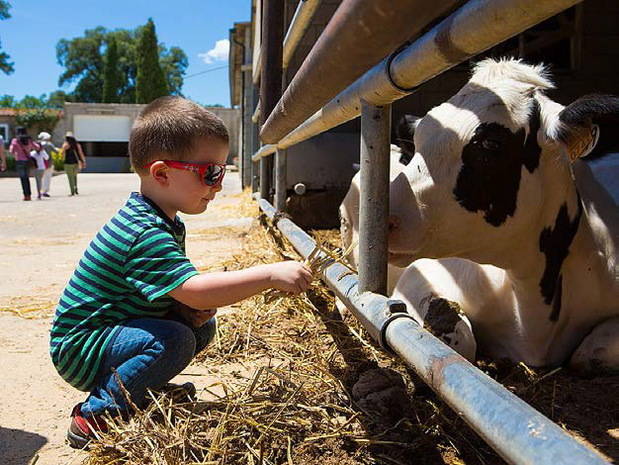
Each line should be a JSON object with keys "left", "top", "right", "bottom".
{"left": 558, "top": 95, "right": 619, "bottom": 161}
{"left": 395, "top": 114, "right": 422, "bottom": 165}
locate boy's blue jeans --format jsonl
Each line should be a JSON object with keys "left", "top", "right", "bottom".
{"left": 80, "top": 316, "right": 216, "bottom": 417}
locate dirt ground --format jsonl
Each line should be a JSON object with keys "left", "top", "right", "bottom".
{"left": 0, "top": 171, "right": 252, "bottom": 465}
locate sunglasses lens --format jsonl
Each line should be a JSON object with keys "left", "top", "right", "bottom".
{"left": 203, "top": 165, "right": 225, "bottom": 185}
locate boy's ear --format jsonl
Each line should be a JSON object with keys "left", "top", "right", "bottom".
{"left": 149, "top": 160, "right": 170, "bottom": 185}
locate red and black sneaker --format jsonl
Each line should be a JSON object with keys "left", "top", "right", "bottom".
{"left": 160, "top": 382, "right": 197, "bottom": 401}
{"left": 67, "top": 403, "right": 108, "bottom": 449}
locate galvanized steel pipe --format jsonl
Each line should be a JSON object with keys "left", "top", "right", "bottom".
{"left": 385, "top": 318, "right": 609, "bottom": 465}
{"left": 274, "top": 149, "right": 287, "bottom": 210}
{"left": 259, "top": 0, "right": 285, "bottom": 200}
{"left": 275, "top": 0, "right": 583, "bottom": 150}
{"left": 252, "top": 144, "right": 277, "bottom": 162}
{"left": 258, "top": 198, "right": 610, "bottom": 465}
{"left": 260, "top": 0, "right": 462, "bottom": 144}
{"left": 358, "top": 101, "right": 391, "bottom": 295}
{"left": 283, "top": 0, "right": 322, "bottom": 69}
{"left": 251, "top": 101, "right": 260, "bottom": 123}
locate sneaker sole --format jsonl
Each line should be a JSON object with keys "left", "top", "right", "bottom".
{"left": 67, "top": 429, "right": 91, "bottom": 450}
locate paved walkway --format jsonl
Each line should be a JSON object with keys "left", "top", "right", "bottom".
{"left": 0, "top": 171, "right": 250, "bottom": 465}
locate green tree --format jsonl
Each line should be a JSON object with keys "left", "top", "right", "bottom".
{"left": 57, "top": 25, "right": 186, "bottom": 103}
{"left": 0, "top": 1, "right": 13, "bottom": 74}
{"left": 135, "top": 19, "right": 169, "bottom": 104}
{"left": 19, "top": 94, "right": 47, "bottom": 108}
{"left": 47, "top": 90, "right": 73, "bottom": 108}
{"left": 0, "top": 94, "right": 15, "bottom": 107}
{"left": 15, "top": 108, "right": 61, "bottom": 133}
{"left": 102, "top": 37, "right": 120, "bottom": 103}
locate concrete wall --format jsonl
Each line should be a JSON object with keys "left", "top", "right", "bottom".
{"left": 59, "top": 103, "right": 240, "bottom": 172}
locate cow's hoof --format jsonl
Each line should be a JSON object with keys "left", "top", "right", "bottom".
{"left": 569, "top": 317, "right": 619, "bottom": 377}
{"left": 424, "top": 297, "right": 477, "bottom": 362}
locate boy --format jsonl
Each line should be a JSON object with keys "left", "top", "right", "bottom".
{"left": 50, "top": 97, "right": 312, "bottom": 449}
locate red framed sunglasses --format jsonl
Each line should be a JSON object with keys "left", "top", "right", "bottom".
{"left": 148, "top": 160, "right": 226, "bottom": 186}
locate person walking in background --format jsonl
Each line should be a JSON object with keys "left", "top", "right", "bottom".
{"left": 60, "top": 131, "right": 87, "bottom": 196}
{"left": 38, "top": 132, "right": 59, "bottom": 197}
{"left": 9, "top": 127, "right": 40, "bottom": 201}
{"left": 0, "top": 133, "right": 7, "bottom": 172}
{"left": 30, "top": 144, "right": 49, "bottom": 200}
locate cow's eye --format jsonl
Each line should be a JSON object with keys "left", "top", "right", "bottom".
{"left": 481, "top": 139, "right": 500, "bottom": 151}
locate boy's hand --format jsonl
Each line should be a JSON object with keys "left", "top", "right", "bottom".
{"left": 267, "top": 261, "right": 312, "bottom": 294}
{"left": 176, "top": 304, "right": 217, "bottom": 328}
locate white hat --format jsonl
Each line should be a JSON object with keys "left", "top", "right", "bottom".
{"left": 65, "top": 131, "right": 74, "bottom": 138}
{"left": 38, "top": 131, "right": 51, "bottom": 141}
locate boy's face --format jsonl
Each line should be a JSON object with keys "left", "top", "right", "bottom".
{"left": 159, "top": 137, "right": 230, "bottom": 215}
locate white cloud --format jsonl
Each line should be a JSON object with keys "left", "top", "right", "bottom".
{"left": 198, "top": 39, "right": 230, "bottom": 64}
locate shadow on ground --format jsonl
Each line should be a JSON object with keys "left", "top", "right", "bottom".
{"left": 0, "top": 426, "right": 47, "bottom": 465}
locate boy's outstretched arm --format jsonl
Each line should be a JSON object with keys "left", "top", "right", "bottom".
{"left": 168, "top": 261, "right": 312, "bottom": 310}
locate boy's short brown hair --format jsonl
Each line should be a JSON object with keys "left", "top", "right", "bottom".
{"left": 129, "top": 96, "right": 229, "bottom": 173}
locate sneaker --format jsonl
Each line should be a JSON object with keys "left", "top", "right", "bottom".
{"left": 157, "top": 382, "right": 197, "bottom": 401}
{"left": 42, "top": 193, "right": 50, "bottom": 198}
{"left": 67, "top": 403, "right": 108, "bottom": 449}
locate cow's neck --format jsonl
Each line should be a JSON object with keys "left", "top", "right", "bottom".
{"left": 498, "top": 162, "right": 614, "bottom": 342}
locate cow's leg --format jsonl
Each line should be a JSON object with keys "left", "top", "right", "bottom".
{"left": 391, "top": 259, "right": 478, "bottom": 362}
{"left": 569, "top": 316, "right": 619, "bottom": 376}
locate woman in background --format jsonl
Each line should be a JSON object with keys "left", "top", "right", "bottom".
{"left": 9, "top": 126, "right": 40, "bottom": 201}
{"left": 61, "top": 131, "right": 87, "bottom": 196}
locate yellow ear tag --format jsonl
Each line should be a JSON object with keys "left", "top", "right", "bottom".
{"left": 568, "top": 124, "right": 600, "bottom": 162}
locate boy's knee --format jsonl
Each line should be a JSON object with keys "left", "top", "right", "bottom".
{"left": 194, "top": 317, "right": 217, "bottom": 355}
{"left": 166, "top": 321, "right": 196, "bottom": 363}
{"left": 154, "top": 320, "right": 196, "bottom": 367}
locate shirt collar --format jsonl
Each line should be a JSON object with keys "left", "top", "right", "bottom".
{"left": 130, "top": 192, "right": 184, "bottom": 235}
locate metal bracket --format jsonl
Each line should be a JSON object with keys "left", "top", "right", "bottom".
{"left": 379, "top": 299, "right": 419, "bottom": 353}
{"left": 385, "top": 41, "right": 417, "bottom": 93}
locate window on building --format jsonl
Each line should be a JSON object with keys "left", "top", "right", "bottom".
{"left": 0, "top": 124, "right": 8, "bottom": 146}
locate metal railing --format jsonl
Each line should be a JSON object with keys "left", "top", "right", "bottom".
{"left": 259, "top": 199, "right": 609, "bottom": 465}
{"left": 250, "top": 1, "right": 610, "bottom": 464}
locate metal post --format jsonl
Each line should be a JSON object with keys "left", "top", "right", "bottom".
{"left": 274, "top": 148, "right": 287, "bottom": 210}
{"left": 358, "top": 100, "right": 391, "bottom": 295}
{"left": 251, "top": 86, "right": 261, "bottom": 193}
{"left": 259, "top": 0, "right": 284, "bottom": 200}
{"left": 242, "top": 25, "right": 254, "bottom": 189}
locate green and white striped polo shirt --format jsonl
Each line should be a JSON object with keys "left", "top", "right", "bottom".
{"left": 50, "top": 192, "right": 199, "bottom": 391}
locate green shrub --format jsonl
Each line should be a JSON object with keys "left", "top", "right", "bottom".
{"left": 5, "top": 154, "right": 15, "bottom": 171}
{"left": 51, "top": 149, "right": 64, "bottom": 171}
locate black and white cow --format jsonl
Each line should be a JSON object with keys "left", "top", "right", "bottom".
{"left": 387, "top": 58, "right": 619, "bottom": 375}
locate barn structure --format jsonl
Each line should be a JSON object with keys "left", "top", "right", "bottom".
{"left": 227, "top": 1, "right": 618, "bottom": 464}
{"left": 229, "top": 0, "right": 619, "bottom": 228}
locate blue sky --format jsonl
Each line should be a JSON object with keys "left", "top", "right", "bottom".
{"left": 0, "top": 0, "right": 251, "bottom": 106}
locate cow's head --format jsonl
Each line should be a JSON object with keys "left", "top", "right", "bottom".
{"left": 388, "top": 58, "right": 619, "bottom": 267}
